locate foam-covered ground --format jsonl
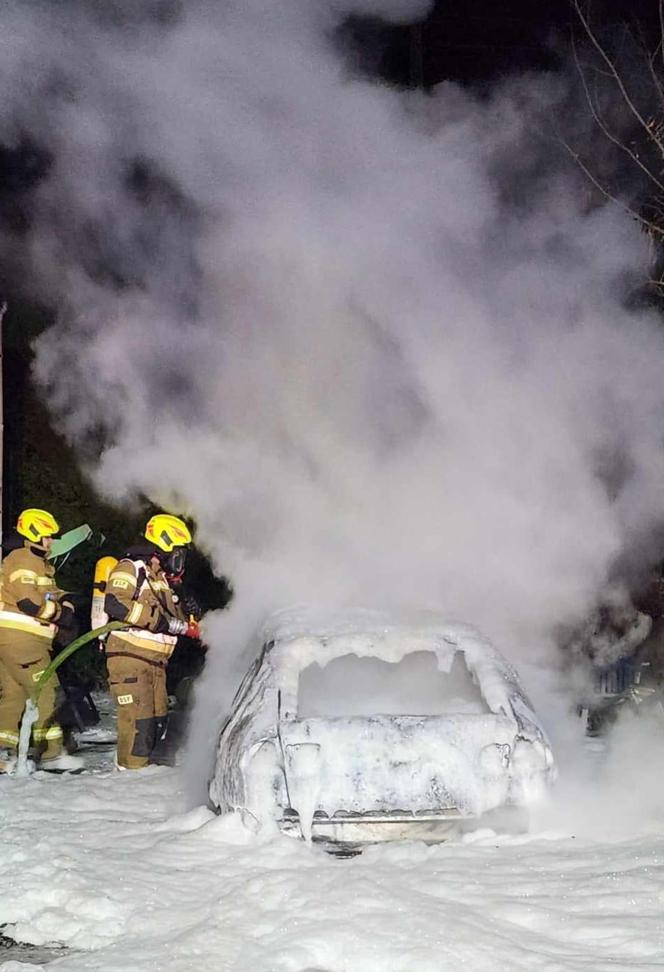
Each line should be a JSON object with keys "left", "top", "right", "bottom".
{"left": 1, "top": 757, "right": 663, "bottom": 972}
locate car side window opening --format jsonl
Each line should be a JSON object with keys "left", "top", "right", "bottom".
{"left": 296, "top": 650, "right": 490, "bottom": 719}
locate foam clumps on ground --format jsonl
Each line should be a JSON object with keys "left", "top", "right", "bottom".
{"left": 1, "top": 759, "right": 664, "bottom": 972}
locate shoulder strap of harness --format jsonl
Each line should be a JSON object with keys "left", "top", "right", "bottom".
{"left": 127, "top": 558, "right": 175, "bottom": 618}
{"left": 134, "top": 566, "right": 147, "bottom": 599}
{"left": 122, "top": 558, "right": 147, "bottom": 601}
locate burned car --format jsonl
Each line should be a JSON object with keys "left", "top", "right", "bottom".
{"left": 209, "top": 608, "right": 555, "bottom": 845}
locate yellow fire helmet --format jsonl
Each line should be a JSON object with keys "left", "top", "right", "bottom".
{"left": 17, "top": 508, "right": 60, "bottom": 542}
{"left": 144, "top": 513, "right": 192, "bottom": 553}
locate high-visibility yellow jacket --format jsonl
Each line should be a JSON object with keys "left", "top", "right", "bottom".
{"left": 0, "top": 542, "right": 65, "bottom": 641}
{"left": 104, "top": 557, "right": 186, "bottom": 658}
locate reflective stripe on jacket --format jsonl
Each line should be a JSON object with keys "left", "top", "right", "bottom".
{"left": 0, "top": 609, "right": 56, "bottom": 639}
{"left": 105, "top": 558, "right": 184, "bottom": 658}
{"left": 0, "top": 543, "right": 63, "bottom": 641}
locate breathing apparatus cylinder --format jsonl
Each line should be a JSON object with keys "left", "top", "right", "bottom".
{"left": 91, "top": 556, "right": 118, "bottom": 634}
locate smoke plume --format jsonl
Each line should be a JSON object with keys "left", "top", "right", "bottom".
{"left": 2, "top": 0, "right": 664, "bottom": 787}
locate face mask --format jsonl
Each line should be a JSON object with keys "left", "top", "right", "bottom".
{"left": 165, "top": 547, "right": 187, "bottom": 578}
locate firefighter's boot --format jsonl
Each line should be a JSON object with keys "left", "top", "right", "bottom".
{"left": 0, "top": 747, "right": 16, "bottom": 774}
{"left": 40, "top": 752, "right": 84, "bottom": 773}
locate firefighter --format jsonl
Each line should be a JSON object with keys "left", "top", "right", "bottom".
{"left": 103, "top": 513, "right": 199, "bottom": 769}
{"left": 0, "top": 508, "right": 83, "bottom": 773}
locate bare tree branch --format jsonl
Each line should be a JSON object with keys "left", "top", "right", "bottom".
{"left": 637, "top": 14, "right": 664, "bottom": 108}
{"left": 571, "top": 33, "right": 664, "bottom": 194}
{"left": 573, "top": 0, "right": 664, "bottom": 160}
{"left": 646, "top": 45, "right": 664, "bottom": 108}
{"left": 559, "top": 136, "right": 664, "bottom": 238}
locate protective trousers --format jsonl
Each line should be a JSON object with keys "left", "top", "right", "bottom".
{"left": 107, "top": 652, "right": 168, "bottom": 769}
{"left": 0, "top": 630, "right": 63, "bottom": 760}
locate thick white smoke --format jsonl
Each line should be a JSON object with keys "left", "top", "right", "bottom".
{"left": 3, "top": 0, "right": 664, "bottom": 796}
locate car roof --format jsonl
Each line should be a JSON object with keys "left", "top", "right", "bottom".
{"left": 263, "top": 606, "right": 489, "bottom": 656}
{"left": 259, "top": 606, "right": 520, "bottom": 717}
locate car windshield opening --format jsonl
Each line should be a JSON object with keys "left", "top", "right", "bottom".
{"left": 296, "top": 649, "right": 490, "bottom": 718}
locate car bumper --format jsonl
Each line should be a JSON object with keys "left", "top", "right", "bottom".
{"left": 280, "top": 809, "right": 467, "bottom": 844}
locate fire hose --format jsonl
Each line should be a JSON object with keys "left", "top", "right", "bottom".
{"left": 15, "top": 621, "right": 130, "bottom": 776}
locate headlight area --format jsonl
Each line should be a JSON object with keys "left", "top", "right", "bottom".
{"left": 479, "top": 741, "right": 511, "bottom": 776}
{"left": 508, "top": 736, "right": 555, "bottom": 805}
{"left": 243, "top": 738, "right": 288, "bottom": 824}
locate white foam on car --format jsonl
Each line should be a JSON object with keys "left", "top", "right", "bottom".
{"left": 210, "top": 608, "right": 554, "bottom": 835}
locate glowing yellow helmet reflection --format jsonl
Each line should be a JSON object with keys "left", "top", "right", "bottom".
{"left": 17, "top": 508, "right": 60, "bottom": 542}
{"left": 144, "top": 513, "right": 192, "bottom": 552}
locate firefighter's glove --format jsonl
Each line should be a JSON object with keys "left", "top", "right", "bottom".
{"left": 167, "top": 617, "right": 188, "bottom": 636}
{"left": 183, "top": 593, "right": 203, "bottom": 620}
{"left": 185, "top": 619, "right": 201, "bottom": 640}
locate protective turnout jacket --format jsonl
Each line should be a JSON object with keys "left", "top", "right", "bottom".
{"left": 105, "top": 555, "right": 186, "bottom": 660}
{"left": 0, "top": 542, "right": 65, "bottom": 641}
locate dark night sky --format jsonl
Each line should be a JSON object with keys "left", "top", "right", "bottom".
{"left": 365, "top": 0, "right": 661, "bottom": 87}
